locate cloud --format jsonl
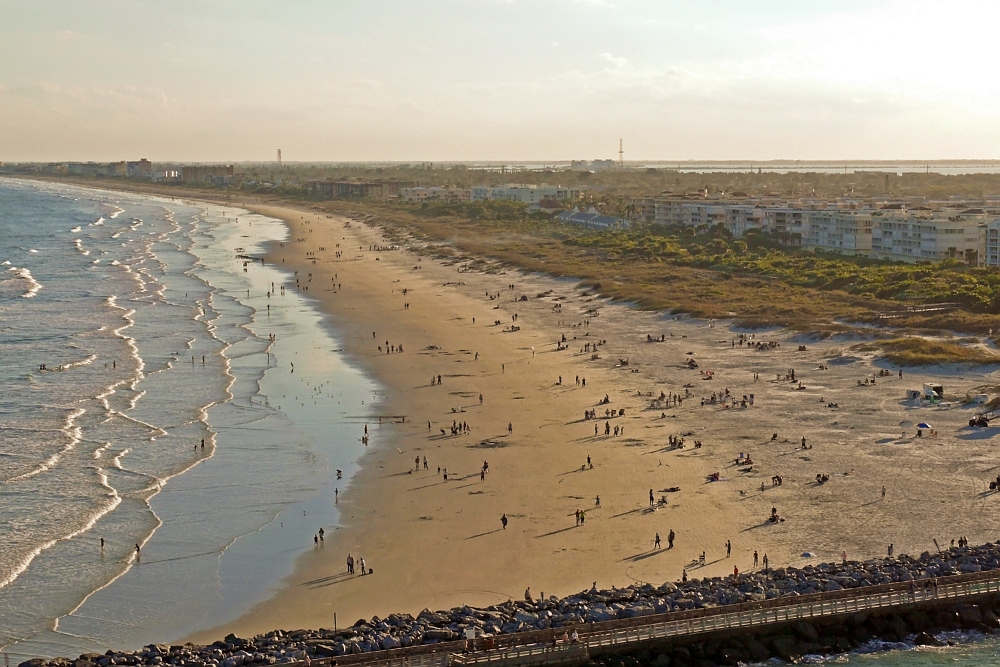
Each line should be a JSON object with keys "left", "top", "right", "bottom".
{"left": 600, "top": 52, "right": 629, "bottom": 69}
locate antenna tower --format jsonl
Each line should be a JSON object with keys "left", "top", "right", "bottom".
{"left": 618, "top": 139, "right": 623, "bottom": 170}
{"left": 277, "top": 149, "right": 282, "bottom": 167}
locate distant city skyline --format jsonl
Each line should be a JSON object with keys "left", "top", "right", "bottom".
{"left": 2, "top": 0, "right": 998, "bottom": 162}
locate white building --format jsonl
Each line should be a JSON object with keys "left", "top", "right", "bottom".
{"left": 470, "top": 184, "right": 585, "bottom": 204}
{"left": 398, "top": 186, "right": 469, "bottom": 202}
{"left": 804, "top": 211, "right": 873, "bottom": 256}
{"left": 982, "top": 219, "right": 1000, "bottom": 267}
{"left": 872, "top": 211, "right": 982, "bottom": 264}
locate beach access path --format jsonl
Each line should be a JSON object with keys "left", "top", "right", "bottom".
{"left": 176, "top": 201, "right": 1000, "bottom": 644}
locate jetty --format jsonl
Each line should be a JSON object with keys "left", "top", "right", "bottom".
{"left": 288, "top": 569, "right": 1000, "bottom": 667}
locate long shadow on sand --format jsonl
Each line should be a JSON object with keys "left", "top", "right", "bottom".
{"left": 466, "top": 529, "right": 502, "bottom": 540}
{"left": 302, "top": 572, "right": 355, "bottom": 589}
{"left": 622, "top": 547, "right": 672, "bottom": 562}
{"left": 536, "top": 525, "right": 580, "bottom": 538}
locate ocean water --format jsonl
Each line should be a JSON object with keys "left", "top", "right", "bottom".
{"left": 0, "top": 180, "right": 376, "bottom": 660}
{"left": 768, "top": 632, "right": 1000, "bottom": 666}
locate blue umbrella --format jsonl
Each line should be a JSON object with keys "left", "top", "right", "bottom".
{"left": 917, "top": 422, "right": 932, "bottom": 429}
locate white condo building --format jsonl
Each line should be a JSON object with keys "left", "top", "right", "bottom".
{"left": 804, "top": 211, "right": 873, "bottom": 255}
{"left": 470, "top": 184, "right": 585, "bottom": 204}
{"left": 871, "top": 211, "right": 983, "bottom": 264}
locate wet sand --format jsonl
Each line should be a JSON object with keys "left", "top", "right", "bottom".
{"left": 187, "top": 202, "right": 1000, "bottom": 642}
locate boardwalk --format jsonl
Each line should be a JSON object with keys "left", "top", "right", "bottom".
{"left": 292, "top": 569, "right": 1000, "bottom": 667}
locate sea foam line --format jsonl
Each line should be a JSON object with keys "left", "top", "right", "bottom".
{"left": 1, "top": 407, "right": 86, "bottom": 484}
{"left": 6, "top": 266, "right": 42, "bottom": 298}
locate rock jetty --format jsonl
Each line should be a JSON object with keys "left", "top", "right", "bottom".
{"left": 20, "top": 543, "right": 1000, "bottom": 667}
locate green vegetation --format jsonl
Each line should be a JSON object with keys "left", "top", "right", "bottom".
{"left": 855, "top": 338, "right": 1000, "bottom": 366}
{"left": 566, "top": 225, "right": 1000, "bottom": 313}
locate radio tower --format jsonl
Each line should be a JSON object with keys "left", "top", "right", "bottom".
{"left": 618, "top": 139, "right": 623, "bottom": 170}
{"left": 277, "top": 149, "right": 282, "bottom": 167}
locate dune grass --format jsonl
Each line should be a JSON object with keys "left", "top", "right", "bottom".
{"left": 861, "top": 337, "right": 1000, "bottom": 366}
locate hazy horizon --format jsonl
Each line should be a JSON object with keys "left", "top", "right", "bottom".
{"left": 3, "top": 1, "right": 999, "bottom": 163}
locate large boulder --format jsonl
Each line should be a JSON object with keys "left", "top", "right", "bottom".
{"left": 769, "top": 636, "right": 803, "bottom": 662}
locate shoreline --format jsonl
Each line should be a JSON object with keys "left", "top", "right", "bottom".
{"left": 187, "top": 199, "right": 1000, "bottom": 643}
{"left": 0, "top": 182, "right": 376, "bottom": 660}
{"left": 9, "top": 178, "right": 1000, "bottom": 653}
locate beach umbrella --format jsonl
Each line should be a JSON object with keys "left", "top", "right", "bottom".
{"left": 801, "top": 552, "right": 816, "bottom": 558}
{"left": 917, "top": 422, "right": 932, "bottom": 429}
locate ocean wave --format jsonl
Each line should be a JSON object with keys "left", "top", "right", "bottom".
{"left": 0, "top": 470, "right": 122, "bottom": 595}
{"left": 6, "top": 266, "right": 43, "bottom": 298}
{"left": 2, "top": 407, "right": 85, "bottom": 484}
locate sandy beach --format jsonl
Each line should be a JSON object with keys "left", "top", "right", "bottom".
{"left": 172, "top": 200, "right": 1000, "bottom": 643}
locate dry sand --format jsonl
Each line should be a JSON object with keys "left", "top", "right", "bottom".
{"left": 188, "top": 202, "right": 1000, "bottom": 642}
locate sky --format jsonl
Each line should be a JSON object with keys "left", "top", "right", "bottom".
{"left": 1, "top": 0, "right": 998, "bottom": 162}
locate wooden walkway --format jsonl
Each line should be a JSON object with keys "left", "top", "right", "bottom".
{"left": 294, "top": 569, "right": 1000, "bottom": 667}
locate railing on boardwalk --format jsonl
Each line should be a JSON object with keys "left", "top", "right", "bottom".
{"left": 287, "top": 568, "right": 1000, "bottom": 667}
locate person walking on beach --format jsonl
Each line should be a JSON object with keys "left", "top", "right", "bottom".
{"left": 359, "top": 556, "right": 366, "bottom": 576}
{"left": 753, "top": 550, "right": 759, "bottom": 568}
{"left": 881, "top": 485, "right": 886, "bottom": 499}
{"left": 726, "top": 540, "right": 731, "bottom": 558}
{"left": 667, "top": 529, "right": 675, "bottom": 549}
{"left": 135, "top": 544, "right": 141, "bottom": 558}
{"left": 649, "top": 489, "right": 654, "bottom": 507}
{"left": 508, "top": 422, "right": 513, "bottom": 435}
{"left": 347, "top": 554, "right": 354, "bottom": 574}
{"left": 654, "top": 533, "right": 661, "bottom": 549}
{"left": 501, "top": 513, "right": 508, "bottom": 529}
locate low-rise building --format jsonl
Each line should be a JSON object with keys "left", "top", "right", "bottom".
{"left": 555, "top": 207, "right": 628, "bottom": 229}
{"left": 398, "top": 186, "right": 469, "bottom": 202}
{"left": 181, "top": 165, "right": 234, "bottom": 183}
{"left": 312, "top": 181, "right": 413, "bottom": 199}
{"left": 804, "top": 211, "right": 873, "bottom": 256}
{"left": 470, "top": 184, "right": 584, "bottom": 204}
{"left": 127, "top": 159, "right": 153, "bottom": 179}
{"left": 872, "top": 210, "right": 983, "bottom": 264}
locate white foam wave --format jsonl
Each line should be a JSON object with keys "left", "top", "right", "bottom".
{"left": 3, "top": 407, "right": 85, "bottom": 483}
{"left": 70, "top": 226, "right": 82, "bottom": 233}
{"left": 28, "top": 248, "right": 38, "bottom": 253}
{"left": 6, "top": 266, "right": 43, "bottom": 297}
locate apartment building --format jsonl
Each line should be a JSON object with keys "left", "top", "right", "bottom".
{"left": 871, "top": 211, "right": 983, "bottom": 264}
{"left": 804, "top": 211, "right": 873, "bottom": 255}
{"left": 398, "top": 186, "right": 469, "bottom": 202}
{"left": 983, "top": 219, "right": 1000, "bottom": 267}
{"left": 470, "top": 184, "right": 585, "bottom": 204}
